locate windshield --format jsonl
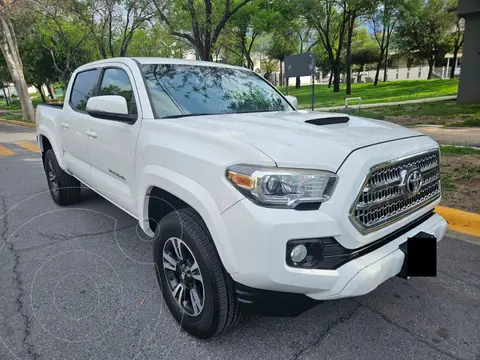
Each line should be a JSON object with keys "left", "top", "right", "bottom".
{"left": 140, "top": 64, "right": 293, "bottom": 118}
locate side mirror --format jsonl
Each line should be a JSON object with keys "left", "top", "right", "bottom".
{"left": 86, "top": 95, "right": 135, "bottom": 122}
{"left": 285, "top": 95, "right": 298, "bottom": 109}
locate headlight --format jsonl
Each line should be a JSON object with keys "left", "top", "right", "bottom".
{"left": 226, "top": 165, "right": 338, "bottom": 208}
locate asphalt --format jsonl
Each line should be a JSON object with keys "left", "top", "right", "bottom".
{"left": 0, "top": 122, "right": 479, "bottom": 360}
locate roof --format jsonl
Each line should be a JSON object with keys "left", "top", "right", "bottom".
{"left": 77, "top": 57, "right": 248, "bottom": 72}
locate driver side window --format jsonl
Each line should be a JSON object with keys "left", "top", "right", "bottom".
{"left": 99, "top": 68, "right": 136, "bottom": 115}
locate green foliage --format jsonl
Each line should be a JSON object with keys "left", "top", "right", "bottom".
{"left": 33, "top": 9, "right": 99, "bottom": 86}
{"left": 395, "top": 0, "right": 457, "bottom": 70}
{"left": 126, "top": 28, "right": 187, "bottom": 58}
{"left": 226, "top": 1, "right": 282, "bottom": 69}
{"left": 351, "top": 27, "right": 379, "bottom": 69}
{"left": 19, "top": 33, "right": 56, "bottom": 92}
{"left": 440, "top": 145, "right": 480, "bottom": 156}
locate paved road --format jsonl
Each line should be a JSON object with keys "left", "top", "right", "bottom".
{"left": 1, "top": 122, "right": 479, "bottom": 360}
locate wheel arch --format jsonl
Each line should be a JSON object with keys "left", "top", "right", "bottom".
{"left": 138, "top": 166, "right": 239, "bottom": 274}
{"left": 38, "top": 126, "right": 67, "bottom": 169}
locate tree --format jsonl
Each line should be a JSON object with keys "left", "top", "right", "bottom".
{"left": 369, "top": 0, "right": 402, "bottom": 85}
{"left": 342, "top": 0, "right": 379, "bottom": 94}
{"left": 30, "top": 1, "right": 99, "bottom": 86}
{"left": 227, "top": 2, "right": 280, "bottom": 70}
{"left": 0, "top": 55, "right": 11, "bottom": 105}
{"left": 395, "top": 0, "right": 456, "bottom": 80}
{"left": 301, "top": 0, "right": 348, "bottom": 93}
{"left": 450, "top": 16, "right": 464, "bottom": 79}
{"left": 0, "top": 0, "right": 35, "bottom": 121}
{"left": 350, "top": 28, "right": 379, "bottom": 75}
{"left": 266, "top": 31, "right": 296, "bottom": 86}
{"left": 127, "top": 26, "right": 188, "bottom": 58}
{"left": 69, "top": 0, "right": 155, "bottom": 58}
{"left": 20, "top": 33, "right": 57, "bottom": 102}
{"left": 153, "top": 0, "right": 252, "bottom": 61}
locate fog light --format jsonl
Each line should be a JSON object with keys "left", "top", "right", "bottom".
{"left": 290, "top": 244, "right": 308, "bottom": 263}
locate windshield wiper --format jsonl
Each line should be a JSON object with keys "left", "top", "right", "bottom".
{"left": 162, "top": 113, "right": 214, "bottom": 119}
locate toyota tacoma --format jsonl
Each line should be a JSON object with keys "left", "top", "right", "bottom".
{"left": 36, "top": 57, "right": 447, "bottom": 338}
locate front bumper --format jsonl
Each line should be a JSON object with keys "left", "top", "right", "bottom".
{"left": 222, "top": 198, "right": 447, "bottom": 300}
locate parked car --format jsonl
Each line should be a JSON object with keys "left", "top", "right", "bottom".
{"left": 36, "top": 57, "right": 447, "bottom": 338}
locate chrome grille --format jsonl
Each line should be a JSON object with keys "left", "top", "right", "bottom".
{"left": 350, "top": 149, "right": 441, "bottom": 233}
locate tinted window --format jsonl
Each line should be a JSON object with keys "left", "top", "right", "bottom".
{"left": 99, "top": 68, "right": 135, "bottom": 114}
{"left": 70, "top": 69, "right": 99, "bottom": 111}
{"left": 140, "top": 64, "right": 291, "bottom": 118}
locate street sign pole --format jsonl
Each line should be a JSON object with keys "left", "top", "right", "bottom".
{"left": 286, "top": 77, "right": 289, "bottom": 95}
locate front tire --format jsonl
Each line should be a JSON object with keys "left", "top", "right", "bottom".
{"left": 43, "top": 149, "right": 81, "bottom": 205}
{"left": 153, "top": 208, "right": 240, "bottom": 338}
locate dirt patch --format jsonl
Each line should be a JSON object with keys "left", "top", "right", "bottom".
{"left": 440, "top": 155, "right": 480, "bottom": 213}
{"left": 385, "top": 115, "right": 463, "bottom": 126}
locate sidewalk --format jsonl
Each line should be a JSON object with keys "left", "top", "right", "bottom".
{"left": 315, "top": 95, "right": 457, "bottom": 111}
{"left": 413, "top": 126, "right": 480, "bottom": 148}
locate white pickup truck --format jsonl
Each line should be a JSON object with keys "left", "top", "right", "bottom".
{"left": 36, "top": 57, "right": 447, "bottom": 338}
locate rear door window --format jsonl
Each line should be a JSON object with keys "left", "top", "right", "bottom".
{"left": 69, "top": 69, "right": 99, "bottom": 111}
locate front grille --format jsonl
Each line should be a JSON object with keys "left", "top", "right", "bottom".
{"left": 350, "top": 149, "right": 441, "bottom": 233}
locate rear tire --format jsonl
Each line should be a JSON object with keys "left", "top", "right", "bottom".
{"left": 153, "top": 208, "right": 241, "bottom": 338}
{"left": 43, "top": 149, "right": 81, "bottom": 205}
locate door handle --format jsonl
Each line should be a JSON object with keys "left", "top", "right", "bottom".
{"left": 60, "top": 122, "right": 69, "bottom": 129}
{"left": 86, "top": 130, "right": 97, "bottom": 138}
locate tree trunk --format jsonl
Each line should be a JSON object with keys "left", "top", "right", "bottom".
{"left": 374, "top": 48, "right": 385, "bottom": 86}
{"left": 345, "top": 13, "right": 356, "bottom": 95}
{"left": 427, "top": 59, "right": 434, "bottom": 79}
{"left": 46, "top": 83, "right": 55, "bottom": 99}
{"left": 197, "top": 42, "right": 212, "bottom": 61}
{"left": 35, "top": 85, "right": 47, "bottom": 103}
{"left": 450, "top": 48, "right": 459, "bottom": 79}
{"left": 383, "top": 28, "right": 391, "bottom": 82}
{"left": 0, "top": 13, "right": 35, "bottom": 122}
{"left": 295, "top": 76, "right": 301, "bottom": 89}
{"left": 2, "top": 85, "right": 9, "bottom": 106}
{"left": 333, "top": 64, "right": 341, "bottom": 93}
{"left": 328, "top": 71, "right": 333, "bottom": 88}
{"left": 383, "top": 47, "right": 389, "bottom": 82}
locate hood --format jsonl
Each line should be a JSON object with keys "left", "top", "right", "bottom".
{"left": 169, "top": 111, "right": 424, "bottom": 172}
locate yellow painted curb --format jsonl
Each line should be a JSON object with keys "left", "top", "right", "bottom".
{"left": 0, "top": 144, "right": 15, "bottom": 157}
{"left": 13, "top": 141, "right": 40, "bottom": 153}
{"left": 0, "top": 118, "right": 36, "bottom": 128}
{"left": 436, "top": 206, "right": 480, "bottom": 237}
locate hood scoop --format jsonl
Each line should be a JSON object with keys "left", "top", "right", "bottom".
{"left": 305, "top": 116, "right": 349, "bottom": 126}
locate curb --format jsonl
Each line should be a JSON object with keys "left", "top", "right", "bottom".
{"left": 0, "top": 118, "right": 35, "bottom": 128}
{"left": 435, "top": 206, "right": 480, "bottom": 237}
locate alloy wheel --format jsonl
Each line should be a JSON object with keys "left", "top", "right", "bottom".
{"left": 162, "top": 237, "right": 205, "bottom": 316}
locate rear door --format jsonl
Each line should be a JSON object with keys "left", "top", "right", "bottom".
{"left": 84, "top": 64, "right": 141, "bottom": 216}
{"left": 61, "top": 68, "right": 100, "bottom": 182}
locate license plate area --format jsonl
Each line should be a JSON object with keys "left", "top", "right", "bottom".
{"left": 397, "top": 231, "right": 437, "bottom": 278}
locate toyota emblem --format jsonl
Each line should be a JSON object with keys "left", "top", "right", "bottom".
{"left": 406, "top": 169, "right": 423, "bottom": 197}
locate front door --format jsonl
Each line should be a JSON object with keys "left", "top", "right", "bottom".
{"left": 61, "top": 69, "right": 100, "bottom": 182}
{"left": 84, "top": 64, "right": 141, "bottom": 216}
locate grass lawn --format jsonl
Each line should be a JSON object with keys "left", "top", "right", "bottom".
{"left": 0, "top": 94, "right": 44, "bottom": 111}
{"left": 278, "top": 79, "right": 459, "bottom": 109}
{"left": 336, "top": 100, "right": 480, "bottom": 127}
{"left": 0, "top": 114, "right": 24, "bottom": 121}
{"left": 0, "top": 113, "right": 35, "bottom": 126}
{"left": 439, "top": 145, "right": 480, "bottom": 213}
